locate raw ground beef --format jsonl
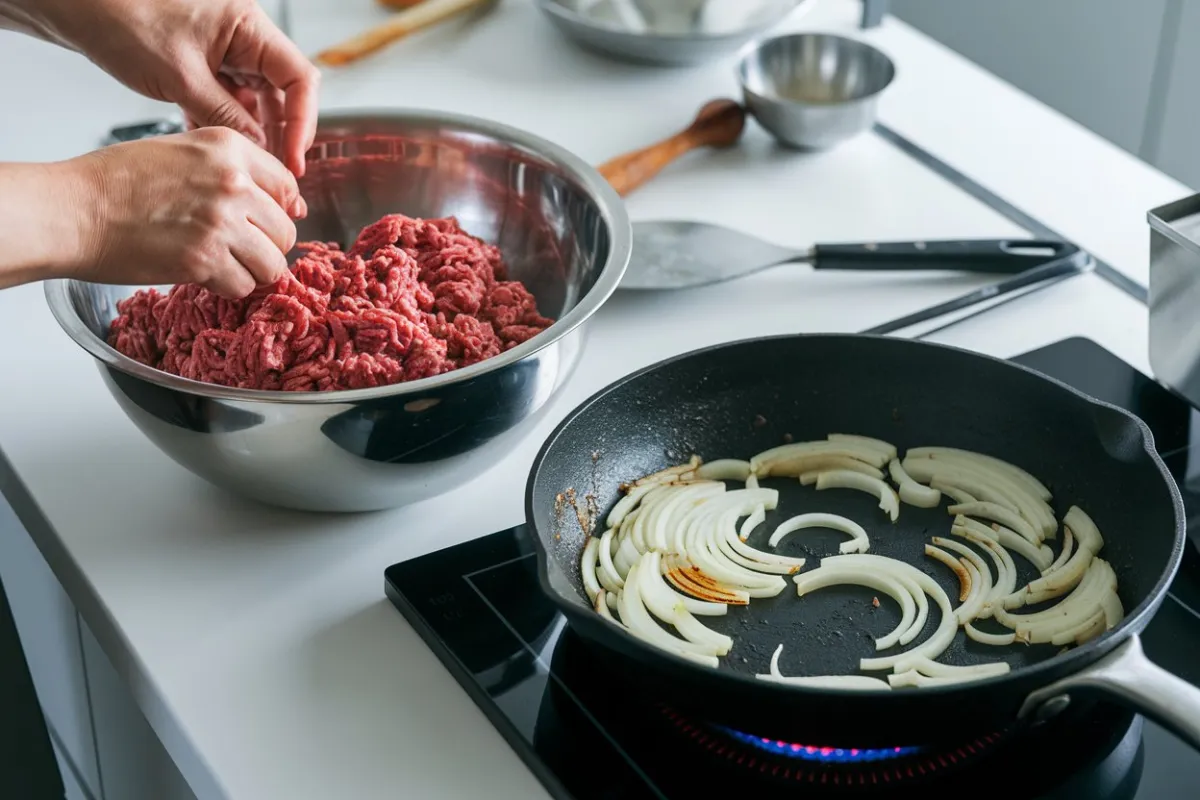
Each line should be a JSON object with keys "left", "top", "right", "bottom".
{"left": 107, "top": 214, "right": 555, "bottom": 391}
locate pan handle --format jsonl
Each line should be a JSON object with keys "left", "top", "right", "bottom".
{"left": 811, "top": 239, "right": 1079, "bottom": 275}
{"left": 1019, "top": 634, "right": 1200, "bottom": 752}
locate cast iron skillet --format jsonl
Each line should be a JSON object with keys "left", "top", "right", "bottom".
{"left": 526, "top": 334, "right": 1200, "bottom": 750}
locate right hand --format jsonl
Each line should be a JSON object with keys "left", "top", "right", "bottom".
{"left": 66, "top": 127, "right": 306, "bottom": 299}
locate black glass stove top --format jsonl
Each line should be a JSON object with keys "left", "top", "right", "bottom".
{"left": 385, "top": 337, "right": 1200, "bottom": 799}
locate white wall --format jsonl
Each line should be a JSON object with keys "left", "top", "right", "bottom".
{"left": 892, "top": 0, "right": 1200, "bottom": 190}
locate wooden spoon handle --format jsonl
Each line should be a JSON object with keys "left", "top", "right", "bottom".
{"left": 316, "top": 0, "right": 492, "bottom": 67}
{"left": 597, "top": 99, "right": 747, "bottom": 197}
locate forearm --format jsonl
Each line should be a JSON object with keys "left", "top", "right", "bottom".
{"left": 0, "top": 1, "right": 76, "bottom": 47}
{"left": 0, "top": 161, "right": 92, "bottom": 289}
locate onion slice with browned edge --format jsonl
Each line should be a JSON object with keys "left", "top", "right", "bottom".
{"left": 793, "top": 565, "right": 917, "bottom": 651}
{"left": 768, "top": 513, "right": 870, "bottom": 554}
{"left": 931, "top": 537, "right": 993, "bottom": 624}
{"left": 815, "top": 470, "right": 900, "bottom": 522}
{"left": 925, "top": 544, "right": 972, "bottom": 603}
{"left": 617, "top": 560, "right": 722, "bottom": 666}
{"left": 637, "top": 552, "right": 732, "bottom": 651}
{"left": 943, "top": 530, "right": 1013, "bottom": 619}
{"left": 756, "top": 644, "right": 892, "bottom": 689}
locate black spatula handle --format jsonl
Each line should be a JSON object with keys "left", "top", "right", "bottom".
{"left": 812, "top": 239, "right": 1079, "bottom": 275}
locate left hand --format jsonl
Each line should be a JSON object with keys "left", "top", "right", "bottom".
{"left": 38, "top": 0, "right": 320, "bottom": 177}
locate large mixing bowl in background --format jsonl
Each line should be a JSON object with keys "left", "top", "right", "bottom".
{"left": 45, "top": 110, "right": 631, "bottom": 512}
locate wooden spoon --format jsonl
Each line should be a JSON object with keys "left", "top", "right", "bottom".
{"left": 316, "top": 0, "right": 493, "bottom": 67}
{"left": 597, "top": 99, "right": 747, "bottom": 197}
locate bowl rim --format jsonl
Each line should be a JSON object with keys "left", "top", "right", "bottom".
{"left": 44, "top": 107, "right": 633, "bottom": 405}
{"left": 535, "top": 0, "right": 811, "bottom": 44}
{"left": 735, "top": 30, "right": 897, "bottom": 107}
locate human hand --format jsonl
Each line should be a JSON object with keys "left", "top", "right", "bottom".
{"left": 27, "top": 0, "right": 319, "bottom": 177}
{"left": 62, "top": 128, "right": 304, "bottom": 299}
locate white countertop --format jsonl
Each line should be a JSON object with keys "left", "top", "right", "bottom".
{"left": 0, "top": 1, "right": 1184, "bottom": 798}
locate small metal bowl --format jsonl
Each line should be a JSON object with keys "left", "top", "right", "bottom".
{"left": 45, "top": 110, "right": 631, "bottom": 513}
{"left": 738, "top": 32, "right": 896, "bottom": 150}
{"left": 536, "top": 0, "right": 810, "bottom": 67}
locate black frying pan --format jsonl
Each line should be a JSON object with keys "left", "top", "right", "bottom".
{"left": 526, "top": 334, "right": 1200, "bottom": 750}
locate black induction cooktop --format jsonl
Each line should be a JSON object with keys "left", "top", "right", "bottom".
{"left": 384, "top": 337, "right": 1200, "bottom": 799}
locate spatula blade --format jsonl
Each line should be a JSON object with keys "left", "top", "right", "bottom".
{"left": 621, "top": 220, "right": 805, "bottom": 290}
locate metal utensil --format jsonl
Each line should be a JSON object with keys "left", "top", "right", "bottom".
{"left": 535, "top": 0, "right": 810, "bottom": 67}
{"left": 621, "top": 219, "right": 1080, "bottom": 290}
{"left": 738, "top": 32, "right": 895, "bottom": 149}
{"left": 47, "top": 110, "right": 631, "bottom": 513}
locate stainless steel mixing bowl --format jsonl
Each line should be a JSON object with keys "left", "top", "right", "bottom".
{"left": 45, "top": 110, "right": 632, "bottom": 513}
{"left": 536, "top": 0, "right": 810, "bottom": 66}
{"left": 738, "top": 32, "right": 896, "bottom": 149}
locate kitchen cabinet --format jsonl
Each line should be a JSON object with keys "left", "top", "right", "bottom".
{"left": 890, "top": 0, "right": 1171, "bottom": 160}
{"left": 0, "top": 496, "right": 194, "bottom": 800}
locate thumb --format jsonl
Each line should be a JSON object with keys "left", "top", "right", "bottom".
{"left": 177, "top": 71, "right": 266, "bottom": 147}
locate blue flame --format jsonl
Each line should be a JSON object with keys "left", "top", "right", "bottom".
{"left": 718, "top": 727, "right": 925, "bottom": 763}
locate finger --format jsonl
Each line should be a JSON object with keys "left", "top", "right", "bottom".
{"left": 256, "top": 86, "right": 288, "bottom": 172}
{"left": 244, "top": 182, "right": 298, "bottom": 255}
{"left": 228, "top": 220, "right": 290, "bottom": 288}
{"left": 219, "top": 74, "right": 265, "bottom": 130}
{"left": 253, "top": 22, "right": 321, "bottom": 177}
{"left": 236, "top": 138, "right": 305, "bottom": 219}
{"left": 203, "top": 257, "right": 258, "bottom": 300}
{"left": 178, "top": 67, "right": 266, "bottom": 148}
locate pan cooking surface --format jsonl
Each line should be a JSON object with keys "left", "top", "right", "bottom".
{"left": 531, "top": 335, "right": 1182, "bottom": 685}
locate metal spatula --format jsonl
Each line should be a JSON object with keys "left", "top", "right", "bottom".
{"left": 622, "top": 220, "right": 1079, "bottom": 290}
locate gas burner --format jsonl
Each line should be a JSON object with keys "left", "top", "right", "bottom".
{"left": 658, "top": 704, "right": 1005, "bottom": 789}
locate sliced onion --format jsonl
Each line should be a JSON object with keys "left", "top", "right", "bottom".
{"left": 1063, "top": 506, "right": 1105, "bottom": 552}
{"left": 905, "top": 447, "right": 1052, "bottom": 501}
{"left": 752, "top": 441, "right": 890, "bottom": 475}
{"left": 1049, "top": 608, "right": 1105, "bottom": 647}
{"left": 915, "top": 472, "right": 1018, "bottom": 513}
{"left": 639, "top": 551, "right": 729, "bottom": 618}
{"left": 617, "top": 560, "right": 722, "bottom": 665}
{"left": 1102, "top": 591, "right": 1125, "bottom": 629}
{"left": 663, "top": 554, "right": 750, "bottom": 605}
{"left": 893, "top": 654, "right": 1011, "bottom": 679}
{"left": 889, "top": 458, "right": 942, "bottom": 508}
{"left": 1043, "top": 526, "right": 1075, "bottom": 576}
{"left": 793, "top": 566, "right": 917, "bottom": 651}
{"left": 647, "top": 482, "right": 725, "bottom": 553}
{"left": 929, "top": 479, "right": 977, "bottom": 505}
{"left": 810, "top": 554, "right": 957, "bottom": 671}
{"left": 828, "top": 434, "right": 898, "bottom": 461}
{"left": 1003, "top": 509, "right": 1103, "bottom": 610}
{"left": 682, "top": 498, "right": 788, "bottom": 596}
{"left": 965, "top": 623, "right": 1016, "bottom": 646}
{"left": 944, "top": 531, "right": 1013, "bottom": 619}
{"left": 768, "top": 513, "right": 869, "bottom": 554}
{"left": 757, "top": 645, "right": 891, "bottom": 689}
{"left": 695, "top": 459, "right": 752, "bottom": 482}
{"left": 904, "top": 455, "right": 1056, "bottom": 538}
{"left": 948, "top": 501, "right": 1042, "bottom": 545}
{"left": 925, "top": 544, "right": 972, "bottom": 603}
{"left": 739, "top": 505, "right": 765, "bottom": 541}
{"left": 745, "top": 474, "right": 760, "bottom": 490}
{"left": 630, "top": 457, "right": 701, "bottom": 489}
{"left": 952, "top": 516, "right": 1052, "bottom": 572}
{"left": 888, "top": 669, "right": 1006, "bottom": 688}
{"left": 796, "top": 457, "right": 886, "bottom": 485}
{"left": 594, "top": 589, "right": 620, "bottom": 623}
{"left": 607, "top": 483, "right": 653, "bottom": 529}
{"left": 581, "top": 537, "right": 602, "bottom": 604}
{"left": 931, "top": 537, "right": 993, "bottom": 624}
{"left": 815, "top": 470, "right": 900, "bottom": 522}
{"left": 996, "top": 559, "right": 1117, "bottom": 644}
{"left": 719, "top": 518, "right": 807, "bottom": 574}
{"left": 637, "top": 553, "right": 732, "bottom": 652}
{"left": 597, "top": 528, "right": 624, "bottom": 593}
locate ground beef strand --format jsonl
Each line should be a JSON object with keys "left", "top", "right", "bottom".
{"left": 107, "top": 214, "right": 555, "bottom": 391}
